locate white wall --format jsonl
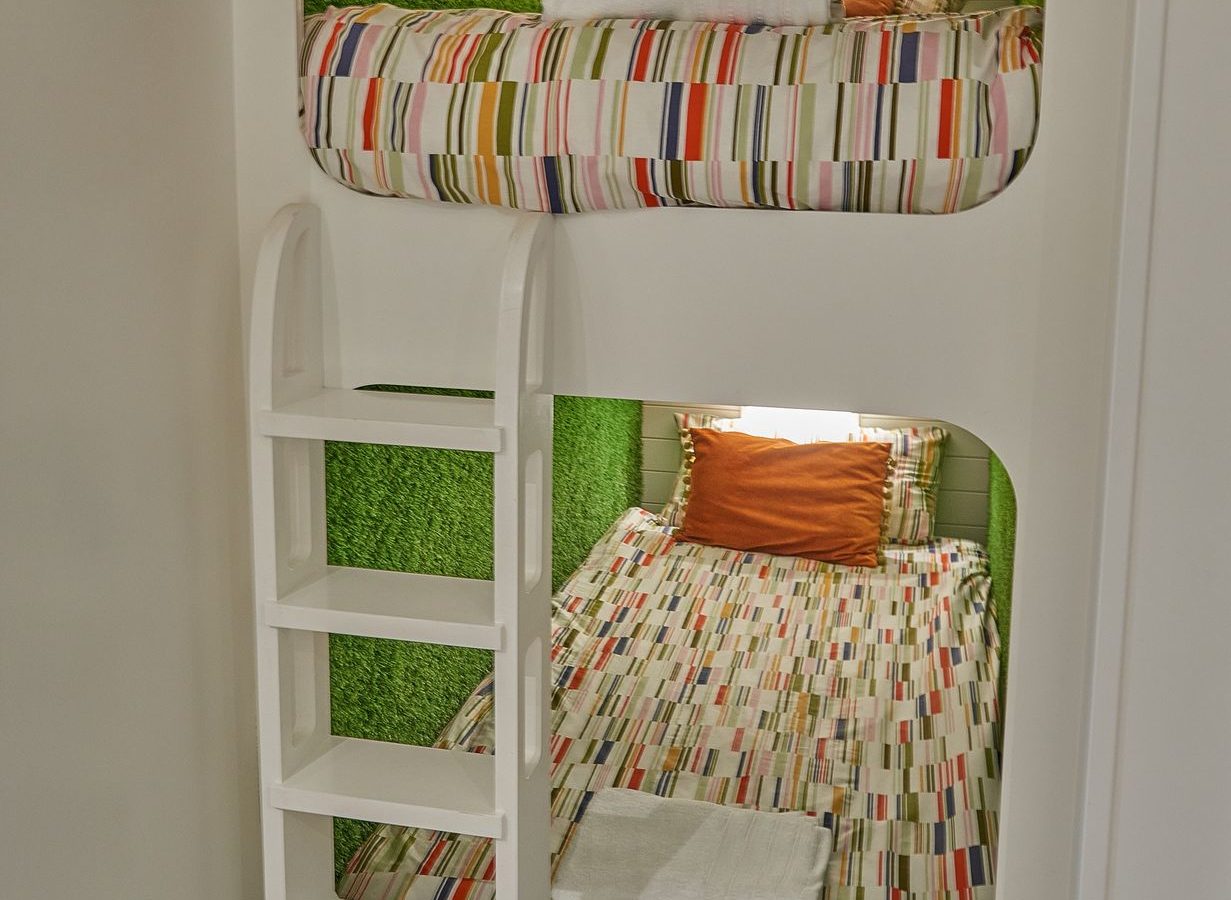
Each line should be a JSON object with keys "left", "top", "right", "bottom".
{"left": 0, "top": 4, "right": 258, "bottom": 898}
{"left": 1105, "top": 1, "right": 1231, "bottom": 895}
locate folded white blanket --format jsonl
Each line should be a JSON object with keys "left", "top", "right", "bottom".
{"left": 540, "top": 0, "right": 844, "bottom": 25}
{"left": 551, "top": 789, "right": 833, "bottom": 900}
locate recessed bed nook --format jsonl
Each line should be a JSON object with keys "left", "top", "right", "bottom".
{"left": 321, "top": 398, "right": 1017, "bottom": 900}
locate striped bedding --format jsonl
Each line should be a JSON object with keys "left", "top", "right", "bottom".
{"left": 340, "top": 508, "right": 1002, "bottom": 899}
{"left": 301, "top": 5, "right": 1041, "bottom": 214}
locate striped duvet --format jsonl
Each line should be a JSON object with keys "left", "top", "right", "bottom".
{"left": 301, "top": 5, "right": 1041, "bottom": 214}
{"left": 340, "top": 508, "right": 1002, "bottom": 899}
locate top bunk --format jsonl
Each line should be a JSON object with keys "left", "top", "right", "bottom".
{"left": 301, "top": 2, "right": 1042, "bottom": 215}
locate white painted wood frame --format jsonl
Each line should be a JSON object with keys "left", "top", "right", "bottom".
{"left": 1078, "top": 1, "right": 1170, "bottom": 898}
{"left": 247, "top": 204, "right": 554, "bottom": 899}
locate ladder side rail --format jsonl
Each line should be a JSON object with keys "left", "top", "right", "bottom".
{"left": 249, "top": 204, "right": 337, "bottom": 899}
{"left": 493, "top": 213, "right": 555, "bottom": 898}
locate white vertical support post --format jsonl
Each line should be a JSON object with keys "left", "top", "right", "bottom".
{"left": 249, "top": 204, "right": 338, "bottom": 900}
{"left": 493, "top": 213, "right": 555, "bottom": 899}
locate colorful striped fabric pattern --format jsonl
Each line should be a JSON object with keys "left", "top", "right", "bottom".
{"left": 339, "top": 508, "right": 1002, "bottom": 900}
{"left": 301, "top": 5, "right": 1041, "bottom": 213}
{"left": 853, "top": 425, "right": 948, "bottom": 544}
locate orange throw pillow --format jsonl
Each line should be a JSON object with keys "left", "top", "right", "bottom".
{"left": 845, "top": 0, "right": 896, "bottom": 16}
{"left": 678, "top": 430, "right": 892, "bottom": 567}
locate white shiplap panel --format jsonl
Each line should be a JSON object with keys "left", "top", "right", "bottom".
{"left": 933, "top": 524, "right": 988, "bottom": 544}
{"left": 640, "top": 403, "right": 741, "bottom": 511}
{"left": 940, "top": 456, "right": 991, "bottom": 494}
{"left": 642, "top": 436, "right": 682, "bottom": 473}
{"left": 935, "top": 490, "right": 990, "bottom": 528}
{"left": 641, "top": 471, "right": 677, "bottom": 508}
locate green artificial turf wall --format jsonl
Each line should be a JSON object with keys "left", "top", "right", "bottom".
{"left": 986, "top": 452, "right": 1017, "bottom": 728}
{"left": 326, "top": 391, "right": 641, "bottom": 877}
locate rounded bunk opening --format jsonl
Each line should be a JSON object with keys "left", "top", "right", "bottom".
{"left": 322, "top": 391, "right": 1017, "bottom": 898}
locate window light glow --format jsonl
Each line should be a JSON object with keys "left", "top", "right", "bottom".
{"left": 736, "top": 406, "right": 861, "bottom": 444}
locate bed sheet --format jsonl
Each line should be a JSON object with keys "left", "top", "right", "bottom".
{"left": 339, "top": 508, "right": 1002, "bottom": 899}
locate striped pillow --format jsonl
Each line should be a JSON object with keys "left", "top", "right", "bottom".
{"left": 850, "top": 427, "right": 947, "bottom": 544}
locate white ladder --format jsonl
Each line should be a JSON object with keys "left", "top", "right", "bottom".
{"left": 248, "top": 204, "right": 554, "bottom": 899}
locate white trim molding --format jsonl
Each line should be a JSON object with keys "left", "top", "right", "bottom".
{"left": 1078, "top": 2, "right": 1170, "bottom": 897}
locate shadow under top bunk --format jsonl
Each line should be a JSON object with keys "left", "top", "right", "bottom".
{"left": 301, "top": 5, "right": 1042, "bottom": 214}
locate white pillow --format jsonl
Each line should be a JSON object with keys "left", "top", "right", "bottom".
{"left": 736, "top": 406, "right": 860, "bottom": 444}
{"left": 540, "top": 0, "right": 845, "bottom": 26}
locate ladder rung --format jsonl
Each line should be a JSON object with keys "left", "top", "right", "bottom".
{"left": 258, "top": 389, "right": 501, "bottom": 451}
{"left": 271, "top": 738, "right": 502, "bottom": 838}
{"left": 266, "top": 567, "right": 502, "bottom": 649}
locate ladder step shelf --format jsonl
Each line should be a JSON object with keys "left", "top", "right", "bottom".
{"left": 270, "top": 737, "right": 502, "bottom": 838}
{"left": 258, "top": 389, "right": 501, "bottom": 451}
{"left": 265, "top": 566, "right": 502, "bottom": 649}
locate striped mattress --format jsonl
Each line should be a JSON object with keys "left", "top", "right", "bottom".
{"left": 301, "top": 5, "right": 1041, "bottom": 214}
{"left": 340, "top": 508, "right": 1002, "bottom": 899}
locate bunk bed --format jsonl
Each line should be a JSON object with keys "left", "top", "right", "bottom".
{"left": 237, "top": 0, "right": 1136, "bottom": 896}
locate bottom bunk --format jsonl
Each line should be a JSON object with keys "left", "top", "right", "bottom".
{"left": 339, "top": 506, "right": 1002, "bottom": 900}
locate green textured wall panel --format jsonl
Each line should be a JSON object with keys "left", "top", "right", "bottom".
{"left": 325, "top": 391, "right": 641, "bottom": 875}
{"left": 986, "top": 452, "right": 1017, "bottom": 731}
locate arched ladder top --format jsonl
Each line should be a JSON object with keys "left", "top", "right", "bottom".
{"left": 250, "top": 203, "right": 322, "bottom": 415}
{"left": 498, "top": 213, "right": 554, "bottom": 410}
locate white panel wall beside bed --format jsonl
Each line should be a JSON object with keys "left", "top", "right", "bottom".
{"left": 232, "top": 2, "right": 1138, "bottom": 898}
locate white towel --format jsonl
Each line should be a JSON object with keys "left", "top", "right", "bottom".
{"left": 540, "top": 0, "right": 844, "bottom": 26}
{"left": 551, "top": 789, "right": 833, "bottom": 900}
